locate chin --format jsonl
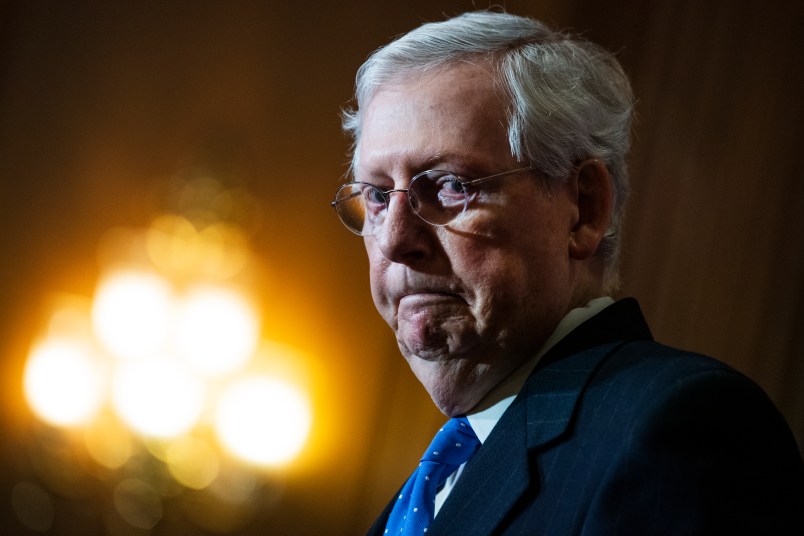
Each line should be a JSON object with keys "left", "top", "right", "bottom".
{"left": 412, "top": 358, "right": 492, "bottom": 416}
{"left": 428, "top": 390, "right": 474, "bottom": 417}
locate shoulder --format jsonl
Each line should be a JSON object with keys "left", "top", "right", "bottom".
{"left": 583, "top": 339, "right": 793, "bottom": 447}
{"left": 597, "top": 338, "right": 734, "bottom": 380}
{"left": 576, "top": 340, "right": 804, "bottom": 533}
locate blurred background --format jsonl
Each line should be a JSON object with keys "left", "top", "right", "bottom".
{"left": 1, "top": 0, "right": 802, "bottom": 534}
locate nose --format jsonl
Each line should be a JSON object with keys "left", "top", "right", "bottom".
{"left": 373, "top": 191, "right": 433, "bottom": 265}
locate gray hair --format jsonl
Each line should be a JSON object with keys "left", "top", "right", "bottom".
{"left": 342, "top": 11, "right": 634, "bottom": 290}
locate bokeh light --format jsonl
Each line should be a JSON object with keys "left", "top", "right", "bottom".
{"left": 113, "top": 479, "right": 163, "bottom": 530}
{"left": 214, "top": 377, "right": 312, "bottom": 466}
{"left": 19, "top": 197, "right": 318, "bottom": 534}
{"left": 11, "top": 482, "right": 54, "bottom": 533}
{"left": 175, "top": 284, "right": 259, "bottom": 376}
{"left": 165, "top": 436, "right": 220, "bottom": 489}
{"left": 146, "top": 215, "right": 250, "bottom": 280}
{"left": 84, "top": 414, "right": 134, "bottom": 469}
{"left": 23, "top": 336, "right": 106, "bottom": 427}
{"left": 92, "top": 270, "right": 173, "bottom": 361}
{"left": 111, "top": 358, "right": 206, "bottom": 438}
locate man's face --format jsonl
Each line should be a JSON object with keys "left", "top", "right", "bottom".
{"left": 356, "top": 63, "right": 581, "bottom": 416}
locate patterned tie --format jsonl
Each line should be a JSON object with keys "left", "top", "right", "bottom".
{"left": 384, "top": 416, "right": 480, "bottom": 534}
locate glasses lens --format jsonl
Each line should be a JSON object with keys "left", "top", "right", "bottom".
{"left": 409, "top": 171, "right": 469, "bottom": 225}
{"left": 334, "top": 183, "right": 387, "bottom": 235}
{"left": 333, "top": 172, "right": 471, "bottom": 235}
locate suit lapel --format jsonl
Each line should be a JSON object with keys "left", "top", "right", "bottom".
{"left": 428, "top": 395, "right": 529, "bottom": 534}
{"left": 366, "top": 299, "right": 652, "bottom": 535}
{"left": 428, "top": 341, "right": 623, "bottom": 534}
{"left": 427, "top": 299, "right": 652, "bottom": 534}
{"left": 523, "top": 340, "right": 626, "bottom": 449}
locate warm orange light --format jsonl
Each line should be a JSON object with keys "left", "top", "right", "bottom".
{"left": 165, "top": 436, "right": 220, "bottom": 489}
{"left": 92, "top": 270, "right": 173, "bottom": 361}
{"left": 214, "top": 376, "right": 312, "bottom": 466}
{"left": 84, "top": 413, "right": 133, "bottom": 469}
{"left": 23, "top": 336, "right": 106, "bottom": 427}
{"left": 175, "top": 285, "right": 259, "bottom": 376}
{"left": 146, "top": 216, "right": 249, "bottom": 279}
{"left": 111, "top": 358, "right": 205, "bottom": 438}
{"left": 23, "top": 207, "right": 320, "bottom": 495}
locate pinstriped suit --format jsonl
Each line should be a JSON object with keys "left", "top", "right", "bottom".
{"left": 367, "top": 299, "right": 804, "bottom": 535}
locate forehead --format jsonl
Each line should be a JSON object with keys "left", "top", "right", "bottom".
{"left": 356, "top": 63, "right": 513, "bottom": 177}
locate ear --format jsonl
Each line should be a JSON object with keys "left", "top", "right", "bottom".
{"left": 568, "top": 159, "right": 614, "bottom": 260}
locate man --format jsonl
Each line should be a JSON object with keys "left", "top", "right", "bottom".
{"left": 330, "top": 11, "right": 804, "bottom": 535}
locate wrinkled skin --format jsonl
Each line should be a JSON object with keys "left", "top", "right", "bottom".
{"left": 356, "top": 62, "right": 609, "bottom": 416}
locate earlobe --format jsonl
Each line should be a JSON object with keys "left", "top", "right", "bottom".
{"left": 568, "top": 159, "right": 614, "bottom": 260}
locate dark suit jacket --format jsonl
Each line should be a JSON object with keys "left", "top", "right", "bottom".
{"left": 367, "top": 298, "right": 804, "bottom": 535}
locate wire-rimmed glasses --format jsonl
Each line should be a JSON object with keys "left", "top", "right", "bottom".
{"left": 330, "top": 166, "right": 535, "bottom": 236}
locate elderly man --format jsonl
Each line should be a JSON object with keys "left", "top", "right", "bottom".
{"left": 331, "top": 11, "right": 804, "bottom": 535}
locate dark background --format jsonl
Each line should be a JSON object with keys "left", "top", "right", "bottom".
{"left": 1, "top": 1, "right": 802, "bottom": 534}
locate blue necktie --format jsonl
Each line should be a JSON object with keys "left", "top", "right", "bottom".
{"left": 385, "top": 416, "right": 480, "bottom": 534}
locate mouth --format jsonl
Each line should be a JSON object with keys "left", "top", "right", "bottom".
{"left": 383, "top": 274, "right": 466, "bottom": 319}
{"left": 395, "top": 291, "right": 466, "bottom": 320}
{"left": 399, "top": 291, "right": 458, "bottom": 304}
{"left": 396, "top": 286, "right": 463, "bottom": 304}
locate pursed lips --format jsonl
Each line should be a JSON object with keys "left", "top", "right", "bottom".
{"left": 384, "top": 274, "right": 467, "bottom": 316}
{"left": 395, "top": 290, "right": 464, "bottom": 311}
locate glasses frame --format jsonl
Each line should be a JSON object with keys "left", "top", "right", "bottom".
{"left": 330, "top": 165, "right": 536, "bottom": 236}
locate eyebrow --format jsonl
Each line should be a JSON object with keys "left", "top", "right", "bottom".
{"left": 356, "top": 151, "right": 479, "bottom": 182}
{"left": 423, "top": 151, "right": 476, "bottom": 172}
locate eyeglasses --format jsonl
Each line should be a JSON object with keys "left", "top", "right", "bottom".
{"left": 330, "top": 166, "right": 535, "bottom": 236}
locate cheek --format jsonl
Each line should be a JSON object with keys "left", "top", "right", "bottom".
{"left": 452, "top": 229, "right": 569, "bottom": 313}
{"left": 469, "top": 252, "right": 530, "bottom": 310}
{"left": 365, "top": 245, "right": 394, "bottom": 317}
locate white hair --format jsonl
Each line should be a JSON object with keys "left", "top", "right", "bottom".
{"left": 342, "top": 11, "right": 634, "bottom": 289}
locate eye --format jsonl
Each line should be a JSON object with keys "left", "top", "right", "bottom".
{"left": 434, "top": 173, "right": 468, "bottom": 204}
{"left": 362, "top": 185, "right": 387, "bottom": 210}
